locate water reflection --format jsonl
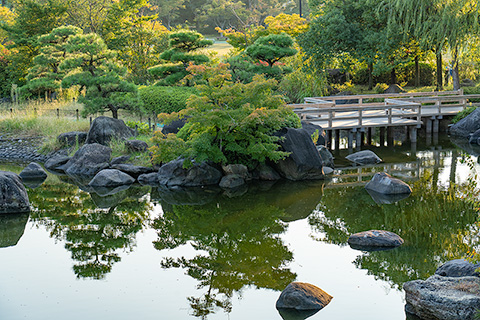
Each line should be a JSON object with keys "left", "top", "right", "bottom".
{"left": 28, "top": 179, "right": 152, "bottom": 279}
{"left": 310, "top": 174, "right": 479, "bottom": 288}
{"left": 151, "top": 181, "right": 327, "bottom": 318}
{"left": 0, "top": 213, "right": 29, "bottom": 248}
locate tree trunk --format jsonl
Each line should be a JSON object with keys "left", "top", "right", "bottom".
{"left": 415, "top": 56, "right": 420, "bottom": 87}
{"left": 368, "top": 62, "right": 373, "bottom": 90}
{"left": 436, "top": 50, "right": 443, "bottom": 91}
{"left": 299, "top": 0, "right": 302, "bottom": 17}
{"left": 111, "top": 108, "right": 118, "bottom": 119}
{"left": 452, "top": 46, "right": 461, "bottom": 91}
{"left": 390, "top": 68, "right": 396, "bottom": 85}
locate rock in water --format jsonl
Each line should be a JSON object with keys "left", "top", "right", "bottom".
{"left": 86, "top": 116, "right": 134, "bottom": 145}
{"left": 88, "top": 169, "right": 135, "bottom": 187}
{"left": 404, "top": 275, "right": 480, "bottom": 320}
{"left": 365, "top": 172, "right": 412, "bottom": 195}
{"left": 276, "top": 282, "right": 333, "bottom": 311}
{"left": 345, "top": 150, "right": 382, "bottom": 165}
{"left": 435, "top": 259, "right": 480, "bottom": 278}
{"left": 19, "top": 162, "right": 48, "bottom": 180}
{"left": 0, "top": 171, "right": 30, "bottom": 214}
{"left": 450, "top": 107, "right": 480, "bottom": 138}
{"left": 60, "top": 143, "right": 111, "bottom": 179}
{"left": 157, "top": 159, "right": 222, "bottom": 187}
{"left": 348, "top": 230, "right": 404, "bottom": 250}
{"left": 274, "top": 128, "right": 324, "bottom": 181}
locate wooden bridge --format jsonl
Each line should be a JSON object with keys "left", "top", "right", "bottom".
{"left": 289, "top": 90, "right": 480, "bottom": 150}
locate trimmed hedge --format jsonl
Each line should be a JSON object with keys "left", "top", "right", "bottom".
{"left": 139, "top": 86, "right": 198, "bottom": 114}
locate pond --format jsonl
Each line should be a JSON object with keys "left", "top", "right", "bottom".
{"left": 0, "top": 134, "right": 479, "bottom": 320}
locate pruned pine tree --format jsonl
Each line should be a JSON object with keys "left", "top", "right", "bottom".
{"left": 148, "top": 30, "right": 213, "bottom": 86}
{"left": 60, "top": 33, "right": 139, "bottom": 119}
{"left": 21, "top": 26, "right": 82, "bottom": 99}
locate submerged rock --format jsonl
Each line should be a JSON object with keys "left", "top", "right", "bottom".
{"left": 366, "top": 189, "right": 411, "bottom": 204}
{"left": 0, "top": 171, "right": 30, "bottom": 214}
{"left": 365, "top": 172, "right": 412, "bottom": 195}
{"left": 157, "top": 159, "right": 222, "bottom": 187}
{"left": 348, "top": 230, "right": 404, "bottom": 250}
{"left": 219, "top": 174, "right": 245, "bottom": 189}
{"left": 19, "top": 162, "right": 47, "bottom": 180}
{"left": 345, "top": 150, "right": 382, "bottom": 165}
{"left": 276, "top": 282, "right": 333, "bottom": 311}
{"left": 404, "top": 275, "right": 480, "bottom": 320}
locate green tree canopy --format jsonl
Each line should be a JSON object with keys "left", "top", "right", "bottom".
{"left": 245, "top": 33, "right": 297, "bottom": 67}
{"left": 60, "top": 32, "right": 139, "bottom": 118}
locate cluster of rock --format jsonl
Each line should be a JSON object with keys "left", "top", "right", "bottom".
{"left": 404, "top": 259, "right": 480, "bottom": 320}
{"left": 0, "top": 137, "right": 46, "bottom": 162}
{"left": 449, "top": 107, "right": 480, "bottom": 145}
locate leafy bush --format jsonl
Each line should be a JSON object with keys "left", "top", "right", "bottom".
{"left": 139, "top": 85, "right": 197, "bottom": 115}
{"left": 150, "top": 63, "right": 301, "bottom": 167}
{"left": 451, "top": 106, "right": 478, "bottom": 124}
{"left": 374, "top": 83, "right": 388, "bottom": 94}
{"left": 125, "top": 120, "right": 150, "bottom": 135}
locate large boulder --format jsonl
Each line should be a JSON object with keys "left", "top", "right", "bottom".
{"left": 0, "top": 171, "right": 30, "bottom": 214}
{"left": 125, "top": 140, "right": 148, "bottom": 153}
{"left": 219, "top": 174, "right": 245, "bottom": 189}
{"left": 276, "top": 282, "right": 333, "bottom": 311}
{"left": 274, "top": 128, "right": 325, "bottom": 181}
{"left": 348, "top": 230, "right": 404, "bottom": 251}
{"left": 435, "top": 259, "right": 480, "bottom": 278}
{"left": 222, "top": 164, "right": 249, "bottom": 180}
{"left": 88, "top": 169, "right": 135, "bottom": 188}
{"left": 19, "top": 162, "right": 47, "bottom": 180}
{"left": 254, "top": 163, "right": 281, "bottom": 181}
{"left": 157, "top": 159, "right": 222, "bottom": 187}
{"left": 301, "top": 121, "right": 326, "bottom": 146}
{"left": 365, "top": 172, "right": 412, "bottom": 195}
{"left": 317, "top": 146, "right": 334, "bottom": 168}
{"left": 450, "top": 107, "right": 480, "bottom": 138}
{"left": 57, "top": 131, "right": 87, "bottom": 147}
{"left": 384, "top": 84, "right": 405, "bottom": 94}
{"left": 346, "top": 150, "right": 382, "bottom": 165}
{"left": 86, "top": 116, "right": 134, "bottom": 145}
{"left": 468, "top": 128, "right": 480, "bottom": 145}
{"left": 404, "top": 275, "right": 480, "bottom": 320}
{"left": 60, "top": 143, "right": 112, "bottom": 179}
{"left": 44, "top": 154, "right": 71, "bottom": 171}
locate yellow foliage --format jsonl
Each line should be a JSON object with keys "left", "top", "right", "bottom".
{"left": 264, "top": 13, "right": 308, "bottom": 37}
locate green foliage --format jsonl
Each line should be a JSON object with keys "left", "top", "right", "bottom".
{"left": 125, "top": 120, "right": 150, "bottom": 135}
{"left": 150, "top": 132, "right": 188, "bottom": 164}
{"left": 60, "top": 33, "right": 140, "bottom": 119}
{"left": 245, "top": 33, "right": 297, "bottom": 67}
{"left": 353, "top": 62, "right": 435, "bottom": 86}
{"left": 151, "top": 63, "right": 301, "bottom": 167}
{"left": 226, "top": 53, "right": 293, "bottom": 83}
{"left": 148, "top": 30, "right": 213, "bottom": 86}
{"left": 139, "top": 85, "right": 197, "bottom": 115}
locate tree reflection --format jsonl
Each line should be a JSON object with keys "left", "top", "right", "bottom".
{"left": 152, "top": 189, "right": 298, "bottom": 319}
{"left": 28, "top": 177, "right": 152, "bottom": 279}
{"left": 309, "top": 172, "right": 479, "bottom": 288}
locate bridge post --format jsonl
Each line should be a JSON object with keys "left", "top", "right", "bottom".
{"left": 326, "top": 130, "right": 332, "bottom": 149}
{"left": 387, "top": 127, "right": 393, "bottom": 146}
{"left": 334, "top": 130, "right": 340, "bottom": 151}
{"left": 366, "top": 128, "right": 372, "bottom": 145}
{"left": 426, "top": 118, "right": 432, "bottom": 134}
{"left": 379, "top": 127, "right": 385, "bottom": 146}
{"left": 348, "top": 130, "right": 354, "bottom": 151}
{"left": 356, "top": 130, "right": 362, "bottom": 150}
{"left": 433, "top": 118, "right": 440, "bottom": 133}
{"left": 409, "top": 127, "right": 417, "bottom": 143}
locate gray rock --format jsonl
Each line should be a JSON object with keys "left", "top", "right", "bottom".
{"left": 435, "top": 259, "right": 480, "bottom": 278}
{"left": 301, "top": 121, "right": 326, "bottom": 146}
{"left": 348, "top": 230, "right": 404, "bottom": 250}
{"left": 0, "top": 212, "right": 29, "bottom": 248}
{"left": 276, "top": 282, "right": 333, "bottom": 311}
{"left": 346, "top": 150, "right": 382, "bottom": 165}
{"left": 468, "top": 128, "right": 480, "bottom": 145}
{"left": 162, "top": 118, "right": 187, "bottom": 135}
{"left": 322, "top": 167, "right": 334, "bottom": 175}
{"left": 404, "top": 275, "right": 480, "bottom": 320}
{"left": 274, "top": 128, "right": 325, "bottom": 181}
{"left": 157, "top": 159, "right": 222, "bottom": 187}
{"left": 19, "top": 162, "right": 47, "bottom": 180}
{"left": 219, "top": 174, "right": 245, "bottom": 189}
{"left": 255, "top": 164, "right": 281, "bottom": 181}
{"left": 138, "top": 172, "right": 159, "bottom": 186}
{"left": 110, "top": 164, "right": 155, "bottom": 179}
{"left": 44, "top": 154, "right": 71, "bottom": 171}
{"left": 86, "top": 116, "right": 134, "bottom": 145}
{"left": 450, "top": 107, "right": 480, "bottom": 138}
{"left": 125, "top": 139, "right": 148, "bottom": 153}
{"left": 0, "top": 171, "right": 30, "bottom": 214}
{"left": 110, "top": 155, "right": 131, "bottom": 165}
{"left": 222, "top": 164, "right": 249, "bottom": 179}
{"left": 57, "top": 131, "right": 87, "bottom": 147}
{"left": 317, "top": 146, "right": 334, "bottom": 168}
{"left": 365, "top": 172, "right": 412, "bottom": 195}
{"left": 61, "top": 143, "right": 112, "bottom": 179}
{"left": 88, "top": 169, "right": 135, "bottom": 187}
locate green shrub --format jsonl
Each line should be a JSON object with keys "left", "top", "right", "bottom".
{"left": 125, "top": 120, "right": 150, "bottom": 135}
{"left": 452, "top": 106, "right": 478, "bottom": 124}
{"left": 139, "top": 86, "right": 198, "bottom": 115}
{"left": 352, "top": 62, "right": 434, "bottom": 86}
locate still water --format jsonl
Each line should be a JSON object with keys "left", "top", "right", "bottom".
{"left": 0, "top": 134, "right": 479, "bottom": 320}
